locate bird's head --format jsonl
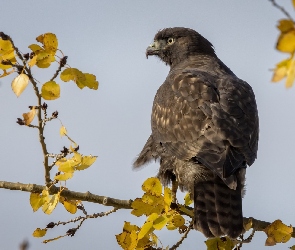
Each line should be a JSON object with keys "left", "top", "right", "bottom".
{"left": 146, "top": 27, "right": 216, "bottom": 67}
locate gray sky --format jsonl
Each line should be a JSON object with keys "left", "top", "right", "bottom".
{"left": 1, "top": 1, "right": 295, "bottom": 249}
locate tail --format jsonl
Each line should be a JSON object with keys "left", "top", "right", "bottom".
{"left": 193, "top": 174, "right": 243, "bottom": 239}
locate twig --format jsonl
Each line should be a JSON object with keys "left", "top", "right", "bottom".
{"left": 25, "top": 66, "right": 51, "bottom": 185}
{"left": 268, "top": 0, "right": 295, "bottom": 22}
{"left": 50, "top": 56, "right": 67, "bottom": 81}
{"left": 169, "top": 221, "right": 193, "bottom": 250}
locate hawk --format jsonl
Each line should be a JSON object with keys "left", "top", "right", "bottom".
{"left": 134, "top": 27, "right": 259, "bottom": 239}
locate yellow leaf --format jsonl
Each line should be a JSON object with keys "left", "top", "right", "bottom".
{"left": 184, "top": 192, "right": 193, "bottom": 206}
{"left": 205, "top": 237, "right": 235, "bottom": 250}
{"left": 131, "top": 198, "right": 153, "bottom": 217}
{"left": 0, "top": 38, "right": 16, "bottom": 70}
{"left": 32, "top": 228, "right": 47, "bottom": 238}
{"left": 265, "top": 236, "right": 276, "bottom": 246}
{"left": 290, "top": 245, "right": 295, "bottom": 250}
{"left": 28, "top": 44, "right": 43, "bottom": 53}
{"left": 29, "top": 48, "right": 54, "bottom": 68}
{"left": 60, "top": 68, "right": 85, "bottom": 88}
{"left": 30, "top": 192, "right": 45, "bottom": 212}
{"left": 178, "top": 204, "right": 194, "bottom": 217}
{"left": 22, "top": 107, "right": 36, "bottom": 125}
{"left": 264, "top": 220, "right": 293, "bottom": 246}
{"left": 243, "top": 218, "right": 253, "bottom": 231}
{"left": 60, "top": 125, "right": 67, "bottom": 137}
{"left": 153, "top": 215, "right": 168, "bottom": 230}
{"left": 11, "top": 74, "right": 29, "bottom": 97}
{"left": 83, "top": 73, "right": 99, "bottom": 90}
{"left": 142, "top": 193, "right": 164, "bottom": 207}
{"left": 171, "top": 214, "right": 185, "bottom": 227}
{"left": 55, "top": 172, "right": 74, "bottom": 181}
{"left": 277, "top": 19, "right": 294, "bottom": 33}
{"left": 138, "top": 221, "right": 154, "bottom": 240}
{"left": 63, "top": 200, "right": 77, "bottom": 214}
{"left": 116, "top": 230, "right": 138, "bottom": 250}
{"left": 272, "top": 60, "right": 289, "bottom": 82}
{"left": 142, "top": 177, "right": 162, "bottom": 196}
{"left": 28, "top": 55, "right": 37, "bottom": 67}
{"left": 277, "top": 30, "right": 295, "bottom": 53}
{"left": 123, "top": 221, "right": 140, "bottom": 233}
{"left": 286, "top": 59, "right": 295, "bottom": 88}
{"left": 57, "top": 159, "right": 75, "bottom": 173}
{"left": 164, "top": 187, "right": 172, "bottom": 212}
{"left": 293, "top": 0, "right": 295, "bottom": 9}
{"left": 41, "top": 81, "right": 60, "bottom": 100}
{"left": 42, "top": 192, "right": 60, "bottom": 215}
{"left": 41, "top": 33, "right": 58, "bottom": 55}
{"left": 76, "top": 155, "right": 97, "bottom": 170}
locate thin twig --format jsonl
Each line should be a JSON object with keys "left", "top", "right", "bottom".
{"left": 169, "top": 221, "right": 193, "bottom": 250}
{"left": 269, "top": 0, "right": 295, "bottom": 22}
{"left": 50, "top": 56, "right": 67, "bottom": 81}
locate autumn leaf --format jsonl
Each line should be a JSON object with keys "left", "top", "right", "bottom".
{"left": 164, "top": 187, "right": 172, "bottom": 212}
{"left": 63, "top": 200, "right": 77, "bottom": 214}
{"left": 116, "top": 228, "right": 138, "bottom": 250}
{"left": 264, "top": 219, "right": 293, "bottom": 246}
{"left": 277, "top": 19, "right": 294, "bottom": 33}
{"left": 142, "top": 177, "right": 162, "bottom": 196}
{"left": 22, "top": 107, "right": 36, "bottom": 125}
{"left": 28, "top": 33, "right": 57, "bottom": 68}
{"left": 153, "top": 215, "right": 168, "bottom": 230}
{"left": 60, "top": 125, "right": 67, "bottom": 137}
{"left": 54, "top": 172, "right": 73, "bottom": 181}
{"left": 32, "top": 228, "right": 47, "bottom": 238}
{"left": 56, "top": 158, "right": 75, "bottom": 173}
{"left": 76, "top": 155, "right": 97, "bottom": 170}
{"left": 83, "top": 73, "right": 99, "bottom": 90}
{"left": 11, "top": 74, "right": 29, "bottom": 97}
{"left": 286, "top": 59, "right": 295, "bottom": 88}
{"left": 0, "top": 38, "right": 16, "bottom": 70}
{"left": 30, "top": 192, "right": 45, "bottom": 212}
{"left": 205, "top": 237, "right": 235, "bottom": 250}
{"left": 184, "top": 192, "right": 193, "bottom": 206}
{"left": 42, "top": 191, "right": 60, "bottom": 215}
{"left": 277, "top": 29, "right": 295, "bottom": 53}
{"left": 36, "top": 33, "right": 58, "bottom": 55}
{"left": 41, "top": 81, "right": 60, "bottom": 100}
{"left": 60, "top": 68, "right": 85, "bottom": 86}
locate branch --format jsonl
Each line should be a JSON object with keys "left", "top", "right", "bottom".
{"left": 0, "top": 180, "right": 132, "bottom": 209}
{"left": 1, "top": 180, "right": 294, "bottom": 238}
{"left": 269, "top": 0, "right": 295, "bottom": 22}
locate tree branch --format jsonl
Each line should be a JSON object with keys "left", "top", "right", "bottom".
{"left": 0, "top": 180, "right": 132, "bottom": 209}
{"left": 1, "top": 180, "right": 294, "bottom": 238}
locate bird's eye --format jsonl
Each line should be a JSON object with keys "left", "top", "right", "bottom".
{"left": 167, "top": 37, "right": 175, "bottom": 45}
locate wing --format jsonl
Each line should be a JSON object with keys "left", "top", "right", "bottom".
{"left": 151, "top": 69, "right": 258, "bottom": 188}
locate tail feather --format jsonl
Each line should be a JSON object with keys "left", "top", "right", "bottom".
{"left": 194, "top": 174, "right": 243, "bottom": 238}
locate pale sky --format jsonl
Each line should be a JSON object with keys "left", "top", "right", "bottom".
{"left": 1, "top": 1, "right": 295, "bottom": 249}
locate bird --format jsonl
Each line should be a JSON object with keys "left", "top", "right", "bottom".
{"left": 133, "top": 27, "right": 259, "bottom": 239}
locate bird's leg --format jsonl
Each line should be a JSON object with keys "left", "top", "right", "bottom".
{"left": 171, "top": 179, "right": 178, "bottom": 203}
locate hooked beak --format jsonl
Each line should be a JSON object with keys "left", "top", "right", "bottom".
{"left": 146, "top": 40, "right": 165, "bottom": 59}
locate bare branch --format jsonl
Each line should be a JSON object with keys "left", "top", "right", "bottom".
{"left": 269, "top": 0, "right": 295, "bottom": 22}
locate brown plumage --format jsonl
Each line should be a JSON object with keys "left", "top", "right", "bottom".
{"left": 134, "top": 27, "right": 259, "bottom": 238}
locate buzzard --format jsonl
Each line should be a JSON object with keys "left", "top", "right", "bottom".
{"left": 134, "top": 27, "right": 259, "bottom": 239}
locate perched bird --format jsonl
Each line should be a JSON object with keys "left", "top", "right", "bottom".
{"left": 133, "top": 27, "right": 258, "bottom": 239}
